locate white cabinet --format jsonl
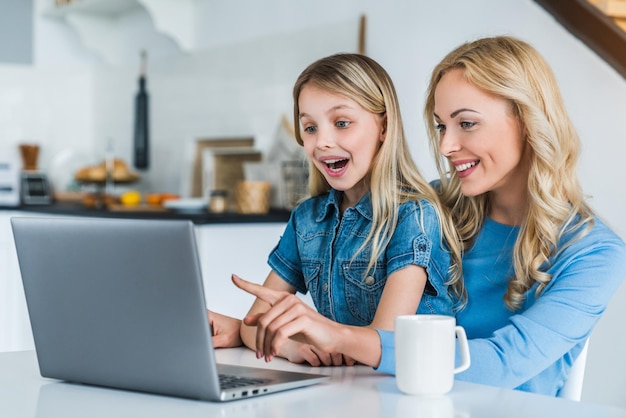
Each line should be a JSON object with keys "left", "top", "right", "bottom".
{"left": 42, "top": 0, "right": 197, "bottom": 65}
{"left": 0, "top": 212, "right": 36, "bottom": 353}
{"left": 195, "top": 222, "right": 315, "bottom": 319}
{"left": 195, "top": 223, "right": 288, "bottom": 319}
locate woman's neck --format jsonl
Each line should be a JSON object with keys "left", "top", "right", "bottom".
{"left": 488, "top": 187, "right": 528, "bottom": 226}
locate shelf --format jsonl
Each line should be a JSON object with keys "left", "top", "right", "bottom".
{"left": 2, "top": 203, "right": 292, "bottom": 225}
{"left": 43, "top": 0, "right": 196, "bottom": 65}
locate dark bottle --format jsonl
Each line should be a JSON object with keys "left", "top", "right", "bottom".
{"left": 133, "top": 50, "right": 149, "bottom": 170}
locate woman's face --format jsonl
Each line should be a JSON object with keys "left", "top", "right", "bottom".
{"left": 298, "top": 84, "right": 385, "bottom": 206}
{"left": 433, "top": 69, "right": 529, "bottom": 207}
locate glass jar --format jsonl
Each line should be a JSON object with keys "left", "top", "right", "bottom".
{"left": 208, "top": 190, "right": 228, "bottom": 213}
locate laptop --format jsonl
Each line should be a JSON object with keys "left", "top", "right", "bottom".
{"left": 11, "top": 216, "right": 329, "bottom": 402}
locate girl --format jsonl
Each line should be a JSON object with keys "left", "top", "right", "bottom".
{"left": 229, "top": 53, "right": 464, "bottom": 367}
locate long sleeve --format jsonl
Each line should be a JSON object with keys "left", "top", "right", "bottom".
{"left": 455, "top": 220, "right": 626, "bottom": 394}
{"left": 374, "top": 217, "right": 626, "bottom": 396}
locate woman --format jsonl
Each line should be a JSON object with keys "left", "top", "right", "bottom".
{"left": 227, "top": 36, "right": 626, "bottom": 396}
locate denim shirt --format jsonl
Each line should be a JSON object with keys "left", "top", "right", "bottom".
{"left": 268, "top": 189, "right": 454, "bottom": 326}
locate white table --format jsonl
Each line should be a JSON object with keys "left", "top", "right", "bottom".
{"left": 1, "top": 348, "right": 625, "bottom": 418}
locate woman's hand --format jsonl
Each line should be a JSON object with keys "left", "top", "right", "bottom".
{"left": 208, "top": 310, "right": 243, "bottom": 348}
{"left": 232, "top": 274, "right": 349, "bottom": 363}
{"left": 276, "top": 338, "right": 356, "bottom": 367}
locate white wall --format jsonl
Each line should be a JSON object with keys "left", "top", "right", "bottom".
{"left": 2, "top": 0, "right": 625, "bottom": 408}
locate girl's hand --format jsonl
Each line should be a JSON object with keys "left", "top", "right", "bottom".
{"left": 208, "top": 310, "right": 243, "bottom": 348}
{"left": 232, "top": 274, "right": 344, "bottom": 363}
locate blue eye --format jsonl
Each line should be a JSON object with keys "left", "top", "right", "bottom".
{"left": 304, "top": 126, "right": 317, "bottom": 134}
{"left": 460, "top": 121, "right": 476, "bottom": 129}
{"left": 435, "top": 123, "right": 446, "bottom": 132}
{"left": 336, "top": 120, "right": 350, "bottom": 128}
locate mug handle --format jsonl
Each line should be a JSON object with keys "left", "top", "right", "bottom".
{"left": 454, "top": 325, "right": 471, "bottom": 374}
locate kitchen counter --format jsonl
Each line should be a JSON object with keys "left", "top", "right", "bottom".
{"left": 0, "top": 203, "right": 291, "bottom": 224}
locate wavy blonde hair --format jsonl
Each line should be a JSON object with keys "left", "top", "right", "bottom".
{"left": 293, "top": 53, "right": 465, "bottom": 307}
{"left": 424, "top": 36, "right": 594, "bottom": 310}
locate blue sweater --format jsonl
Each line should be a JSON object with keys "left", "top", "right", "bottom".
{"left": 376, "top": 216, "right": 626, "bottom": 395}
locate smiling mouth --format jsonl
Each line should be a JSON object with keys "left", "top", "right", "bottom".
{"left": 324, "top": 158, "right": 349, "bottom": 172}
{"left": 455, "top": 161, "right": 478, "bottom": 172}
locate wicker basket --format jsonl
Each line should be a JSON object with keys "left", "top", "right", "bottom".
{"left": 236, "top": 181, "right": 271, "bottom": 214}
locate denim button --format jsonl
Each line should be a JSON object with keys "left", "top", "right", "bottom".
{"left": 323, "top": 283, "right": 329, "bottom": 292}
{"left": 364, "top": 276, "right": 375, "bottom": 286}
{"left": 418, "top": 244, "right": 426, "bottom": 252}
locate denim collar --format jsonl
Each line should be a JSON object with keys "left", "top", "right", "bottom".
{"left": 317, "top": 189, "right": 373, "bottom": 222}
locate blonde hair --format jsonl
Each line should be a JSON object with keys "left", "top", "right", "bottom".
{"left": 424, "top": 36, "right": 594, "bottom": 310}
{"left": 293, "top": 53, "right": 465, "bottom": 307}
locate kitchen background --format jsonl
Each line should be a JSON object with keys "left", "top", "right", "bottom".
{"left": 1, "top": 0, "right": 626, "bottom": 408}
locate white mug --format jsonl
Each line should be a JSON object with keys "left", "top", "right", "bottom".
{"left": 395, "top": 314, "right": 470, "bottom": 396}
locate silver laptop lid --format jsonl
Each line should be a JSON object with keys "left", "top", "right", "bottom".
{"left": 12, "top": 216, "right": 329, "bottom": 402}
{"left": 12, "top": 217, "right": 221, "bottom": 400}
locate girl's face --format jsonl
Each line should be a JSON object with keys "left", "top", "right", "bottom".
{"left": 298, "top": 84, "right": 385, "bottom": 207}
{"left": 433, "top": 69, "right": 530, "bottom": 213}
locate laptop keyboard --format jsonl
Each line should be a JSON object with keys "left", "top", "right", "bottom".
{"left": 219, "top": 374, "right": 270, "bottom": 389}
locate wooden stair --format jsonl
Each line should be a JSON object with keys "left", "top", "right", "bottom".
{"left": 534, "top": 0, "right": 626, "bottom": 79}
{"left": 588, "top": 0, "right": 626, "bottom": 30}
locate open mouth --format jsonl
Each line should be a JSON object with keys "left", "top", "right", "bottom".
{"left": 455, "top": 161, "right": 478, "bottom": 172}
{"left": 324, "top": 158, "right": 349, "bottom": 173}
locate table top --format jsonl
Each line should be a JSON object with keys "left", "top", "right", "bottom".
{"left": 1, "top": 349, "right": 625, "bottom": 418}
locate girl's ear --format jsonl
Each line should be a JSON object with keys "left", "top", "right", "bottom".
{"left": 380, "top": 114, "right": 387, "bottom": 142}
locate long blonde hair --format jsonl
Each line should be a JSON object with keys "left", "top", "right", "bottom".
{"left": 293, "top": 53, "right": 465, "bottom": 306}
{"left": 424, "top": 36, "right": 594, "bottom": 310}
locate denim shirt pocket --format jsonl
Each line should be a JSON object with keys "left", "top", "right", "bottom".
{"left": 302, "top": 261, "right": 323, "bottom": 309}
{"left": 342, "top": 260, "right": 386, "bottom": 324}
